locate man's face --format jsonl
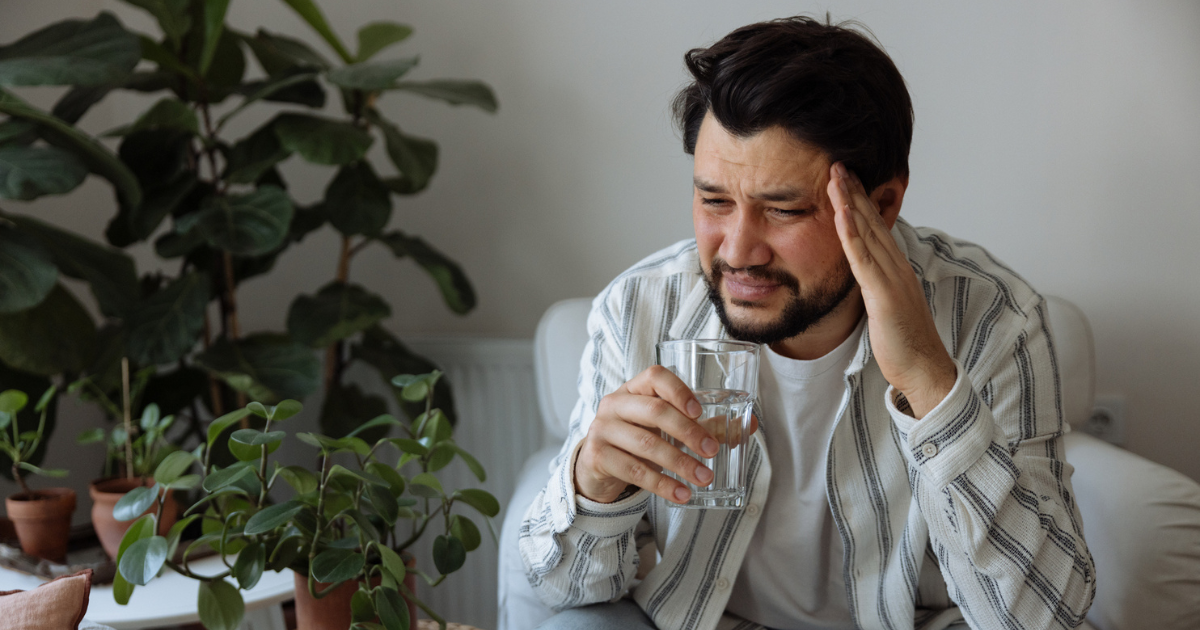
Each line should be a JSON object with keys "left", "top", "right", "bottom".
{"left": 692, "top": 112, "right": 857, "bottom": 345}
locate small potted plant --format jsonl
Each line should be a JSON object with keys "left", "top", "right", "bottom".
{"left": 112, "top": 370, "right": 498, "bottom": 630}
{"left": 73, "top": 359, "right": 181, "bottom": 559}
{"left": 0, "top": 386, "right": 74, "bottom": 562}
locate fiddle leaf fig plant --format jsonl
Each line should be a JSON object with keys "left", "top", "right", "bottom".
{"left": 114, "top": 370, "right": 498, "bottom": 630}
{"left": 0, "top": 0, "right": 492, "bottom": 466}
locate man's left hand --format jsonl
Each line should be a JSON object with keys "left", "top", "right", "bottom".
{"left": 828, "top": 162, "right": 957, "bottom": 419}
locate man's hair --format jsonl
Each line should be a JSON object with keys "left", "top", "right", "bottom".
{"left": 672, "top": 16, "right": 913, "bottom": 193}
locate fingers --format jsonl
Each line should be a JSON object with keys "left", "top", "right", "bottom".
{"left": 604, "top": 422, "right": 714, "bottom": 488}
{"left": 602, "top": 386, "right": 719, "bottom": 458}
{"left": 627, "top": 365, "right": 702, "bottom": 420}
{"left": 594, "top": 442, "right": 695, "bottom": 504}
{"left": 829, "top": 163, "right": 907, "bottom": 282}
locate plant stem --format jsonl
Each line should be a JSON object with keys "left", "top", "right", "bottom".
{"left": 122, "top": 358, "right": 135, "bottom": 479}
{"left": 203, "top": 306, "right": 225, "bottom": 418}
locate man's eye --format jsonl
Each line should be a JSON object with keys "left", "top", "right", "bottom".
{"left": 771, "top": 207, "right": 814, "bottom": 217}
{"left": 701, "top": 197, "right": 729, "bottom": 206}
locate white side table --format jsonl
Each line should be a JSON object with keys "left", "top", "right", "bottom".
{"left": 0, "top": 555, "right": 294, "bottom": 630}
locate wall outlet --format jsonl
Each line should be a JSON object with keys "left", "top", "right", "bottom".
{"left": 1083, "top": 394, "right": 1126, "bottom": 445}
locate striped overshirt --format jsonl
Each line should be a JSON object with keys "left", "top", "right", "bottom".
{"left": 519, "top": 219, "right": 1096, "bottom": 630}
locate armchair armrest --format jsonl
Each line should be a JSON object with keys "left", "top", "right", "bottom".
{"left": 1064, "top": 431, "right": 1200, "bottom": 630}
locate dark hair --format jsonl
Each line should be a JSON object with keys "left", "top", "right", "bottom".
{"left": 672, "top": 16, "right": 913, "bottom": 193}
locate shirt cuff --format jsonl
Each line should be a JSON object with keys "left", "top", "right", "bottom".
{"left": 543, "top": 439, "right": 650, "bottom": 538}
{"left": 885, "top": 358, "right": 996, "bottom": 489}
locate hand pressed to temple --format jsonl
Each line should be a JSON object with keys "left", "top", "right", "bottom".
{"left": 828, "top": 162, "right": 957, "bottom": 419}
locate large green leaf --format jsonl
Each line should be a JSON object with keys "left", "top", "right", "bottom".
{"left": 194, "top": 333, "right": 319, "bottom": 403}
{"left": 326, "top": 58, "right": 419, "bottom": 91}
{"left": 177, "top": 186, "right": 293, "bottom": 256}
{"left": 124, "top": 272, "right": 209, "bottom": 366}
{"left": 0, "top": 119, "right": 37, "bottom": 146}
{"left": 287, "top": 282, "right": 390, "bottom": 348}
{"left": 119, "top": 98, "right": 199, "bottom": 136}
{"left": 233, "top": 541, "right": 265, "bottom": 589}
{"left": 273, "top": 113, "right": 371, "bottom": 166}
{"left": 378, "top": 230, "right": 475, "bottom": 315}
{"left": 279, "top": 0, "right": 354, "bottom": 63}
{"left": 0, "top": 12, "right": 140, "bottom": 87}
{"left": 218, "top": 70, "right": 320, "bottom": 129}
{"left": 240, "top": 28, "right": 329, "bottom": 74}
{"left": 123, "top": 0, "right": 192, "bottom": 49}
{"left": 0, "top": 224, "right": 56, "bottom": 314}
{"left": 324, "top": 161, "right": 391, "bottom": 237}
{"left": 392, "top": 80, "right": 498, "bottom": 113}
{"left": 350, "top": 326, "right": 456, "bottom": 425}
{"left": 113, "top": 173, "right": 197, "bottom": 247}
{"left": 197, "top": 579, "right": 244, "bottom": 630}
{"left": 113, "top": 514, "right": 155, "bottom": 604}
{"left": 243, "top": 500, "right": 304, "bottom": 535}
{"left": 0, "top": 145, "right": 87, "bottom": 200}
{"left": 5, "top": 213, "right": 138, "bottom": 317}
{"left": 356, "top": 22, "right": 412, "bottom": 62}
{"left": 0, "top": 284, "right": 95, "bottom": 376}
{"left": 111, "top": 128, "right": 192, "bottom": 235}
{"left": 374, "top": 586, "right": 409, "bottom": 630}
{"left": 198, "top": 0, "right": 231, "bottom": 75}
{"left": 0, "top": 89, "right": 141, "bottom": 208}
{"left": 222, "top": 121, "right": 292, "bottom": 184}
{"left": 311, "top": 548, "right": 364, "bottom": 584}
{"left": 51, "top": 71, "right": 174, "bottom": 126}
{"left": 366, "top": 110, "right": 437, "bottom": 195}
{"left": 119, "top": 535, "right": 168, "bottom": 585}
{"left": 319, "top": 382, "right": 388, "bottom": 442}
{"left": 432, "top": 534, "right": 466, "bottom": 575}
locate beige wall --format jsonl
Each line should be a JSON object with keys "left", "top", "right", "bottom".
{"left": 3, "top": 0, "right": 1198, "bottom": 488}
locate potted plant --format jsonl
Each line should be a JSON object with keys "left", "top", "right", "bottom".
{"left": 0, "top": 386, "right": 74, "bottom": 562}
{"left": 112, "top": 370, "right": 498, "bottom": 630}
{"left": 0, "top": 0, "right": 494, "bottom": 471}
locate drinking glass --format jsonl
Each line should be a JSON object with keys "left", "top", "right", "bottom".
{"left": 656, "top": 339, "right": 758, "bottom": 509}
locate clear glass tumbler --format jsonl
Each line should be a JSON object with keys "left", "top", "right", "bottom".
{"left": 656, "top": 339, "right": 758, "bottom": 509}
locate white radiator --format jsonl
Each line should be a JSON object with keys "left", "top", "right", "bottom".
{"left": 402, "top": 337, "right": 540, "bottom": 630}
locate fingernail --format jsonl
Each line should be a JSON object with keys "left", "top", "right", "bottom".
{"left": 838, "top": 177, "right": 849, "bottom": 195}
{"left": 702, "top": 437, "right": 718, "bottom": 455}
{"left": 674, "top": 487, "right": 691, "bottom": 502}
{"left": 687, "top": 399, "right": 702, "bottom": 418}
{"left": 696, "top": 466, "right": 713, "bottom": 484}
{"left": 836, "top": 162, "right": 848, "bottom": 178}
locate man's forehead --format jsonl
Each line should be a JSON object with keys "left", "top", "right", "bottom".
{"left": 693, "top": 117, "right": 831, "bottom": 200}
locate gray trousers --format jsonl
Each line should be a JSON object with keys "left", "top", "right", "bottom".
{"left": 532, "top": 599, "right": 978, "bottom": 630}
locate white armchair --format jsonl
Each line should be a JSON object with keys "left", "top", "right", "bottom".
{"left": 497, "top": 296, "right": 1200, "bottom": 630}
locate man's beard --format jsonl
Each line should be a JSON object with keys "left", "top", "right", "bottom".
{"left": 702, "top": 257, "right": 858, "bottom": 345}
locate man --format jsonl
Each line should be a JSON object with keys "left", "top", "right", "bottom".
{"left": 520, "top": 16, "right": 1095, "bottom": 630}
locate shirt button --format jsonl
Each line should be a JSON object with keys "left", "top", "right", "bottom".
{"left": 921, "top": 442, "right": 939, "bottom": 458}
{"left": 747, "top": 504, "right": 760, "bottom": 516}
{"left": 716, "top": 577, "right": 730, "bottom": 590}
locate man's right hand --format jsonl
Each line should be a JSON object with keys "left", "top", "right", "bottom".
{"left": 573, "top": 365, "right": 728, "bottom": 505}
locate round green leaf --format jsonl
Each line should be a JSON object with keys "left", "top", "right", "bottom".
{"left": 311, "top": 548, "right": 364, "bottom": 584}
{"left": 365, "top": 461, "right": 405, "bottom": 496}
{"left": 198, "top": 579, "right": 245, "bottom": 630}
{"left": 432, "top": 533, "right": 466, "bottom": 575}
{"left": 233, "top": 542, "right": 265, "bottom": 589}
{"left": 206, "top": 408, "right": 252, "bottom": 449}
{"left": 0, "top": 145, "right": 88, "bottom": 200}
{"left": 272, "top": 399, "right": 303, "bottom": 421}
{"left": 118, "top": 535, "right": 168, "bottom": 585}
{"left": 454, "top": 488, "right": 500, "bottom": 518}
{"left": 113, "top": 484, "right": 158, "bottom": 522}
{"left": 0, "top": 225, "right": 56, "bottom": 314}
{"left": 374, "top": 585, "right": 409, "bottom": 630}
{"left": 355, "top": 22, "right": 412, "bottom": 62}
{"left": 152, "top": 450, "right": 195, "bottom": 485}
{"left": 378, "top": 231, "right": 475, "bottom": 315}
{"left": 231, "top": 428, "right": 286, "bottom": 447}
{"left": 351, "top": 587, "right": 375, "bottom": 622}
{"left": 76, "top": 427, "right": 105, "bottom": 445}
{"left": 450, "top": 514, "right": 481, "bottom": 552}
{"left": 377, "top": 544, "right": 407, "bottom": 584}
{"left": 202, "top": 461, "right": 255, "bottom": 493}
{"left": 391, "top": 80, "right": 498, "bottom": 113}
{"left": 408, "top": 472, "right": 442, "bottom": 499}
{"left": 243, "top": 500, "right": 304, "bottom": 535}
{"left": 124, "top": 97, "right": 199, "bottom": 136}
{"left": 112, "top": 513, "right": 155, "bottom": 604}
{"left": 276, "top": 464, "right": 318, "bottom": 494}
{"left": 273, "top": 113, "right": 371, "bottom": 166}
{"left": 450, "top": 444, "right": 486, "bottom": 483}
{"left": 324, "top": 161, "right": 391, "bottom": 237}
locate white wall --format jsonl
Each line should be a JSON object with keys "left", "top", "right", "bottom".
{"left": 3, "top": 0, "right": 1197, "bottom": 489}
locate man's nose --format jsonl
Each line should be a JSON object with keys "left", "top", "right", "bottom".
{"left": 718, "top": 207, "right": 771, "bottom": 269}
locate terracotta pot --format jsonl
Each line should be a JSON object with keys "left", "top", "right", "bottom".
{"left": 5, "top": 487, "right": 77, "bottom": 562}
{"left": 293, "top": 566, "right": 417, "bottom": 630}
{"left": 89, "top": 477, "right": 178, "bottom": 560}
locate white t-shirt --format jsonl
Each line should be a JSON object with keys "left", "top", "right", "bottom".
{"left": 726, "top": 319, "right": 865, "bottom": 630}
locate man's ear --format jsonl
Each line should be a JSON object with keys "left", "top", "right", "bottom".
{"left": 870, "top": 174, "right": 908, "bottom": 229}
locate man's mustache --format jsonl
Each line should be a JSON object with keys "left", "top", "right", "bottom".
{"left": 708, "top": 258, "right": 800, "bottom": 293}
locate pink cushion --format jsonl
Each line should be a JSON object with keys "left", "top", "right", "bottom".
{"left": 0, "top": 569, "right": 92, "bottom": 629}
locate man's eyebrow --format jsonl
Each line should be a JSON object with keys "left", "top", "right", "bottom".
{"left": 693, "top": 178, "right": 813, "bottom": 202}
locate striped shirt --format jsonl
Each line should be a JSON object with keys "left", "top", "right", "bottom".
{"left": 519, "top": 219, "right": 1096, "bottom": 630}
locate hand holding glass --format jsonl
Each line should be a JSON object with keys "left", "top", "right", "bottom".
{"left": 656, "top": 339, "right": 758, "bottom": 509}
